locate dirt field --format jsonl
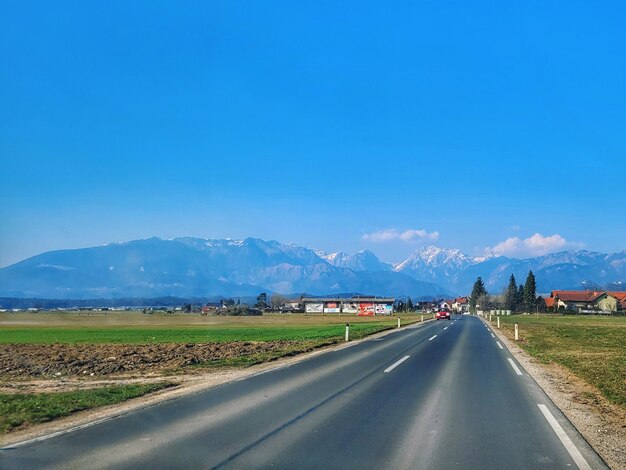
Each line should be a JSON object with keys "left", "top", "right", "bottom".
{"left": 0, "top": 311, "right": 426, "bottom": 387}
{"left": 0, "top": 340, "right": 318, "bottom": 378}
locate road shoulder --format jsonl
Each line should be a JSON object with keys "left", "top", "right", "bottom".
{"left": 484, "top": 319, "right": 626, "bottom": 470}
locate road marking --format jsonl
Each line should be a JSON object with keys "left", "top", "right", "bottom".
{"left": 496, "top": 341, "right": 503, "bottom": 349}
{"left": 384, "top": 355, "right": 410, "bottom": 373}
{"left": 443, "top": 327, "right": 448, "bottom": 330}
{"left": 428, "top": 335, "right": 437, "bottom": 341}
{"left": 537, "top": 404, "right": 591, "bottom": 470}
{"left": 507, "top": 358, "right": 523, "bottom": 375}
{"left": 490, "top": 333, "right": 495, "bottom": 338}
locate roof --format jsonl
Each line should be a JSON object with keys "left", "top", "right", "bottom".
{"left": 550, "top": 290, "right": 604, "bottom": 302}
{"left": 454, "top": 297, "right": 468, "bottom": 304}
{"left": 545, "top": 297, "right": 556, "bottom": 308}
{"left": 608, "top": 291, "right": 626, "bottom": 301}
{"left": 551, "top": 290, "right": 626, "bottom": 303}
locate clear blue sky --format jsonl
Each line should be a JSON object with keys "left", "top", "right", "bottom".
{"left": 2, "top": 1, "right": 625, "bottom": 267}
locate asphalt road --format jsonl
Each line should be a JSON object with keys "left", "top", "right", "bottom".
{"left": 1, "top": 316, "right": 607, "bottom": 469}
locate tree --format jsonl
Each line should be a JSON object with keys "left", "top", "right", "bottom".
{"left": 255, "top": 292, "right": 268, "bottom": 310}
{"left": 406, "top": 298, "right": 414, "bottom": 312}
{"left": 504, "top": 274, "right": 517, "bottom": 311}
{"left": 536, "top": 296, "right": 546, "bottom": 313}
{"left": 270, "top": 293, "right": 288, "bottom": 310}
{"left": 523, "top": 270, "right": 537, "bottom": 311}
{"left": 470, "top": 277, "right": 487, "bottom": 313}
{"left": 515, "top": 284, "right": 525, "bottom": 311}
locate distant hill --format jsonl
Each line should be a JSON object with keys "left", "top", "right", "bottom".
{"left": 0, "top": 237, "right": 449, "bottom": 299}
{"left": 1, "top": 237, "right": 623, "bottom": 299}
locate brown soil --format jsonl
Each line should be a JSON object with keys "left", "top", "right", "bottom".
{"left": 0, "top": 341, "right": 304, "bottom": 379}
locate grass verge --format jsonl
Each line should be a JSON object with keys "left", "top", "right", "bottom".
{"left": 0, "top": 382, "right": 174, "bottom": 434}
{"left": 496, "top": 315, "right": 626, "bottom": 408}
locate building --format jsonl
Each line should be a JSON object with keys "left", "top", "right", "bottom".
{"left": 549, "top": 290, "right": 626, "bottom": 313}
{"left": 451, "top": 297, "right": 469, "bottom": 313}
{"left": 301, "top": 297, "right": 395, "bottom": 316}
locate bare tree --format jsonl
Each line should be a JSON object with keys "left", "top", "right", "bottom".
{"left": 270, "top": 293, "right": 289, "bottom": 311}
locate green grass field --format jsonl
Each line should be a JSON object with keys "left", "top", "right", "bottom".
{"left": 496, "top": 315, "right": 626, "bottom": 408}
{"left": 0, "top": 383, "right": 173, "bottom": 434}
{"left": 0, "top": 313, "right": 427, "bottom": 344}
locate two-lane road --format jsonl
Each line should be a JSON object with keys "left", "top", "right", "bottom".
{"left": 1, "top": 316, "right": 606, "bottom": 469}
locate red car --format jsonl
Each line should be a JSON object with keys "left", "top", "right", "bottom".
{"left": 436, "top": 310, "right": 451, "bottom": 320}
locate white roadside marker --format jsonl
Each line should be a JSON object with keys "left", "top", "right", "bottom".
{"left": 507, "top": 358, "right": 523, "bottom": 375}
{"left": 496, "top": 341, "right": 503, "bottom": 349}
{"left": 384, "top": 355, "right": 410, "bottom": 373}
{"left": 428, "top": 335, "right": 437, "bottom": 341}
{"left": 537, "top": 404, "right": 591, "bottom": 470}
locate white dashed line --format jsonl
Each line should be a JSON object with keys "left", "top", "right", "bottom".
{"left": 443, "top": 327, "right": 448, "bottom": 330}
{"left": 384, "top": 355, "right": 410, "bottom": 373}
{"left": 507, "top": 358, "right": 523, "bottom": 375}
{"left": 428, "top": 335, "right": 437, "bottom": 341}
{"left": 496, "top": 341, "right": 503, "bottom": 349}
{"left": 490, "top": 333, "right": 495, "bottom": 338}
{"left": 537, "top": 404, "right": 591, "bottom": 470}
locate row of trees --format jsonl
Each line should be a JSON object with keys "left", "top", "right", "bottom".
{"left": 255, "top": 292, "right": 294, "bottom": 310}
{"left": 469, "top": 271, "right": 538, "bottom": 313}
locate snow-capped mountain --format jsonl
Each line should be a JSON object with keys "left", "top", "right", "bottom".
{"left": 323, "top": 250, "right": 392, "bottom": 272}
{"left": 0, "top": 238, "right": 623, "bottom": 299}
{"left": 393, "top": 245, "right": 626, "bottom": 294}
{"left": 0, "top": 238, "right": 447, "bottom": 299}
{"left": 393, "top": 246, "right": 477, "bottom": 289}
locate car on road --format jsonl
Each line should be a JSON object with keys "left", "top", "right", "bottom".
{"left": 436, "top": 310, "right": 451, "bottom": 320}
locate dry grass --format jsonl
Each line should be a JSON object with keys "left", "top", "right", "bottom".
{"left": 495, "top": 315, "right": 626, "bottom": 408}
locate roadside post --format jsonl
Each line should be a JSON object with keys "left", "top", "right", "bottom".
{"left": 421, "top": 314, "right": 424, "bottom": 322}
{"left": 497, "top": 316, "right": 500, "bottom": 329}
{"left": 489, "top": 311, "right": 492, "bottom": 322}
{"left": 515, "top": 322, "right": 519, "bottom": 341}
{"left": 345, "top": 323, "right": 350, "bottom": 342}
{"left": 397, "top": 317, "right": 401, "bottom": 328}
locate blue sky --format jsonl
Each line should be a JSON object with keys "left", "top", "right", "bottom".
{"left": 1, "top": 1, "right": 625, "bottom": 267}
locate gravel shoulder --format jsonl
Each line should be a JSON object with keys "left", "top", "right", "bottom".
{"left": 486, "top": 319, "right": 626, "bottom": 470}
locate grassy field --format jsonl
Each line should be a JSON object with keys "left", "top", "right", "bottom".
{"left": 0, "top": 312, "right": 429, "bottom": 344}
{"left": 0, "top": 383, "right": 173, "bottom": 434}
{"left": 495, "top": 315, "right": 626, "bottom": 408}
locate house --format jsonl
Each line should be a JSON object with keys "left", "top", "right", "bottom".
{"left": 451, "top": 297, "right": 469, "bottom": 313}
{"left": 416, "top": 301, "right": 436, "bottom": 312}
{"left": 550, "top": 290, "right": 626, "bottom": 313}
{"left": 609, "top": 292, "right": 626, "bottom": 311}
{"left": 439, "top": 300, "right": 453, "bottom": 311}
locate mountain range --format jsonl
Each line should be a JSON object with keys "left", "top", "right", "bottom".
{"left": 0, "top": 237, "right": 624, "bottom": 299}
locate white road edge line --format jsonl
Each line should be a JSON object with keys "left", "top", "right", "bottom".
{"left": 537, "top": 404, "right": 592, "bottom": 470}
{"left": 507, "top": 358, "right": 523, "bottom": 376}
{"left": 384, "top": 355, "right": 410, "bottom": 373}
{"left": 490, "top": 333, "right": 495, "bottom": 338}
{"left": 496, "top": 341, "right": 504, "bottom": 349}
{"left": 428, "top": 335, "right": 437, "bottom": 341}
